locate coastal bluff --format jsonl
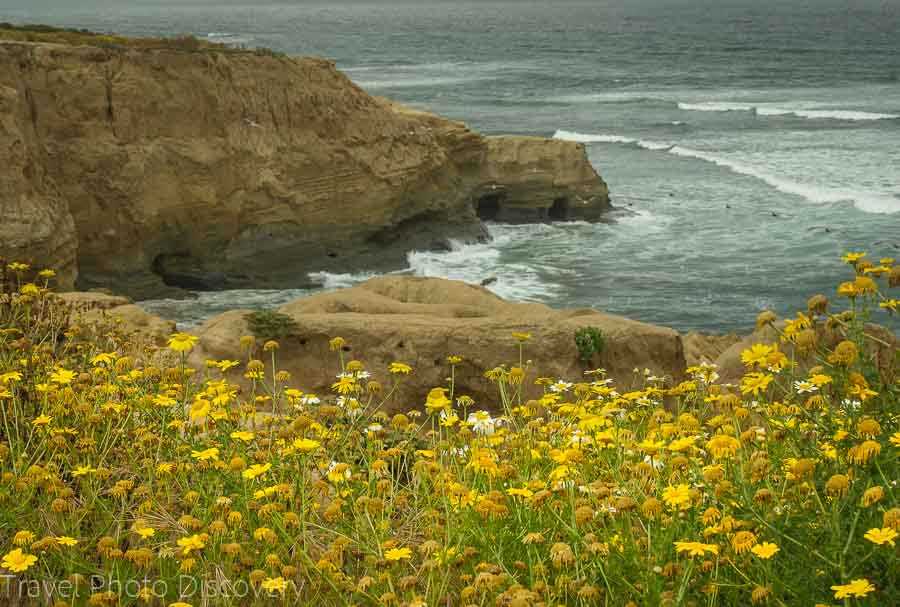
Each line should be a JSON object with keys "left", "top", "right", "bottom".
{"left": 0, "top": 35, "right": 610, "bottom": 299}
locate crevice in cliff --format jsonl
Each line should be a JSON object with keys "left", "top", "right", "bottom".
{"left": 549, "top": 197, "right": 569, "bottom": 221}
{"left": 24, "top": 86, "right": 38, "bottom": 131}
{"left": 103, "top": 74, "right": 117, "bottom": 137}
{"left": 105, "top": 80, "right": 114, "bottom": 123}
{"left": 266, "top": 89, "right": 280, "bottom": 131}
{"left": 283, "top": 87, "right": 293, "bottom": 129}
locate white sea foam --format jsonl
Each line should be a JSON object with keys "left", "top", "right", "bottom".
{"left": 343, "top": 60, "right": 534, "bottom": 73}
{"left": 554, "top": 130, "right": 899, "bottom": 214}
{"left": 547, "top": 92, "right": 666, "bottom": 105}
{"left": 205, "top": 32, "right": 252, "bottom": 45}
{"left": 765, "top": 108, "right": 897, "bottom": 120}
{"left": 678, "top": 102, "right": 755, "bottom": 113}
{"left": 353, "top": 76, "right": 487, "bottom": 89}
{"left": 667, "top": 146, "right": 899, "bottom": 214}
{"left": 308, "top": 270, "right": 382, "bottom": 289}
{"left": 406, "top": 229, "right": 562, "bottom": 301}
{"left": 678, "top": 101, "right": 898, "bottom": 121}
{"left": 553, "top": 130, "right": 671, "bottom": 150}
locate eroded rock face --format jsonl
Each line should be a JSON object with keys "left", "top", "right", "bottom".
{"left": 189, "top": 276, "right": 684, "bottom": 412}
{"left": 0, "top": 41, "right": 609, "bottom": 298}
{"left": 473, "top": 137, "right": 611, "bottom": 223}
{"left": 0, "top": 81, "right": 77, "bottom": 287}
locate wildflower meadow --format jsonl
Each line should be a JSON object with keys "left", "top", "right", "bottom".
{"left": 0, "top": 254, "right": 897, "bottom": 606}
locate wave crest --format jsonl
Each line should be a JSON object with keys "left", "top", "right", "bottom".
{"left": 678, "top": 101, "right": 898, "bottom": 121}
{"left": 553, "top": 130, "right": 899, "bottom": 214}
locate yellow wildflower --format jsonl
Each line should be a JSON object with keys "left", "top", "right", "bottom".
{"left": 662, "top": 484, "right": 692, "bottom": 510}
{"left": 750, "top": 542, "right": 779, "bottom": 559}
{"left": 49, "top": 368, "right": 76, "bottom": 385}
{"left": 388, "top": 362, "right": 412, "bottom": 375}
{"left": 740, "top": 372, "right": 773, "bottom": 396}
{"left": 261, "top": 577, "right": 288, "bottom": 594}
{"left": 191, "top": 447, "right": 219, "bottom": 461}
{"left": 863, "top": 527, "right": 897, "bottom": 547}
{"left": 176, "top": 534, "right": 205, "bottom": 555}
{"left": 167, "top": 332, "right": 199, "bottom": 352}
{"left": 1, "top": 549, "right": 38, "bottom": 573}
{"left": 674, "top": 541, "right": 719, "bottom": 557}
{"left": 384, "top": 547, "right": 413, "bottom": 561}
{"left": 831, "top": 578, "right": 875, "bottom": 600}
{"left": 242, "top": 463, "right": 272, "bottom": 480}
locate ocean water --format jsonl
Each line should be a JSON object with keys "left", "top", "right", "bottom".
{"left": 5, "top": 0, "right": 899, "bottom": 333}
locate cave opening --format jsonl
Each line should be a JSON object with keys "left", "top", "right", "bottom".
{"left": 152, "top": 253, "right": 211, "bottom": 291}
{"left": 549, "top": 197, "right": 569, "bottom": 221}
{"left": 475, "top": 194, "right": 502, "bottom": 221}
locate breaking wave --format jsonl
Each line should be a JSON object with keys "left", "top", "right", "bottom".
{"left": 307, "top": 270, "right": 382, "bottom": 289}
{"left": 553, "top": 130, "right": 900, "bottom": 214}
{"left": 552, "top": 130, "right": 672, "bottom": 150}
{"left": 677, "top": 101, "right": 898, "bottom": 121}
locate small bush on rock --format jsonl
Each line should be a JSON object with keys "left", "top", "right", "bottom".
{"left": 575, "top": 325, "right": 605, "bottom": 362}
{"left": 245, "top": 309, "right": 298, "bottom": 341}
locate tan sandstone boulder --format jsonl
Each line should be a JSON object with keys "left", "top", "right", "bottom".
{"left": 715, "top": 321, "right": 897, "bottom": 385}
{"left": 57, "top": 292, "right": 175, "bottom": 344}
{"left": 190, "top": 276, "right": 685, "bottom": 412}
{"left": 683, "top": 331, "right": 742, "bottom": 367}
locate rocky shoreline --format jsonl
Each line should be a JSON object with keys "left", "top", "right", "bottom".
{"left": 0, "top": 33, "right": 610, "bottom": 301}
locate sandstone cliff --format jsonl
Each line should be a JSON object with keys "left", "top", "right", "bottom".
{"left": 0, "top": 37, "right": 610, "bottom": 298}
{"left": 190, "top": 276, "right": 685, "bottom": 411}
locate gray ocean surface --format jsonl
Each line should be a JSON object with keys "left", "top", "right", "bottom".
{"left": 5, "top": 0, "right": 900, "bottom": 333}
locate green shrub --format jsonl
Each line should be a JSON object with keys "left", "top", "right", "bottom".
{"left": 245, "top": 309, "right": 298, "bottom": 341}
{"left": 574, "top": 326, "right": 604, "bottom": 363}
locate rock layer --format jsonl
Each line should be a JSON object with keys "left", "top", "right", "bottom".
{"left": 190, "top": 276, "right": 685, "bottom": 411}
{"left": 0, "top": 40, "right": 609, "bottom": 298}
{"left": 0, "top": 80, "right": 77, "bottom": 288}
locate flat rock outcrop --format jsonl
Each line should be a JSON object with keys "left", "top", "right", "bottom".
{"left": 190, "top": 276, "right": 684, "bottom": 411}
{"left": 0, "top": 37, "right": 609, "bottom": 299}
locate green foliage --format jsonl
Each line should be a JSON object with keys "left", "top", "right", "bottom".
{"left": 574, "top": 326, "right": 604, "bottom": 363}
{"left": 244, "top": 309, "right": 299, "bottom": 341}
